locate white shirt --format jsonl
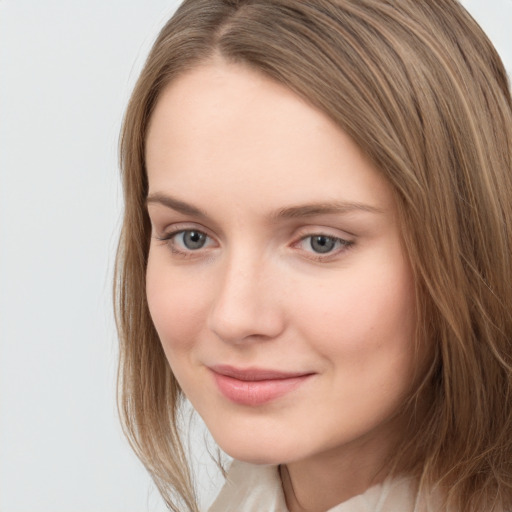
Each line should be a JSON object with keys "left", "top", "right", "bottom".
{"left": 208, "top": 460, "right": 438, "bottom": 512}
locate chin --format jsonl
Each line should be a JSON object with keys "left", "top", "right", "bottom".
{"left": 210, "top": 425, "right": 302, "bottom": 466}
{"left": 221, "top": 445, "right": 286, "bottom": 466}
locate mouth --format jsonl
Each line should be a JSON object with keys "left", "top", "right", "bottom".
{"left": 209, "top": 365, "right": 315, "bottom": 406}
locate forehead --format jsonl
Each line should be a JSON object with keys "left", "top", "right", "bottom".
{"left": 145, "top": 58, "right": 394, "bottom": 215}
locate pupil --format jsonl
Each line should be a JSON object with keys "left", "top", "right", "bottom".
{"left": 183, "top": 231, "right": 206, "bottom": 250}
{"left": 311, "top": 235, "right": 335, "bottom": 254}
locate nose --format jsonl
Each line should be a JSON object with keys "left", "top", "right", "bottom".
{"left": 207, "top": 252, "right": 286, "bottom": 344}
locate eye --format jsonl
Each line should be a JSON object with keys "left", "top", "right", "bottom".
{"left": 177, "top": 230, "right": 208, "bottom": 250}
{"left": 295, "top": 234, "right": 352, "bottom": 257}
{"left": 156, "top": 228, "right": 215, "bottom": 254}
{"left": 309, "top": 235, "right": 338, "bottom": 254}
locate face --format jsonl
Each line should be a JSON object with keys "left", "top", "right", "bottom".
{"left": 145, "top": 59, "right": 417, "bottom": 467}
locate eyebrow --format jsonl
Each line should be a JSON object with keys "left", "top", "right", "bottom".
{"left": 272, "top": 201, "right": 384, "bottom": 219}
{"left": 147, "top": 193, "right": 208, "bottom": 218}
{"left": 146, "top": 192, "right": 384, "bottom": 219}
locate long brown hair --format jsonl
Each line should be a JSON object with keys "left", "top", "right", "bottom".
{"left": 115, "top": 1, "right": 512, "bottom": 510}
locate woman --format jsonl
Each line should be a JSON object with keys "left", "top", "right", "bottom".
{"left": 114, "top": 1, "right": 512, "bottom": 510}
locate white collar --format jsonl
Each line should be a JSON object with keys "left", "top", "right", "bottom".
{"left": 208, "top": 459, "right": 428, "bottom": 512}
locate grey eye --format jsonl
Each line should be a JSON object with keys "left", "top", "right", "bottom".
{"left": 309, "top": 235, "right": 337, "bottom": 253}
{"left": 182, "top": 230, "right": 207, "bottom": 250}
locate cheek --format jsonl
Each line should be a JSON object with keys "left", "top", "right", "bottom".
{"left": 146, "top": 253, "right": 209, "bottom": 354}
{"left": 289, "top": 262, "right": 417, "bottom": 433}
{"left": 291, "top": 256, "right": 415, "bottom": 364}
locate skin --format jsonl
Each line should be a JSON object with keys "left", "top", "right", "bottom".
{"left": 145, "top": 57, "right": 419, "bottom": 512}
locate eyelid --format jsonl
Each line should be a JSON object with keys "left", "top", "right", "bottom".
{"left": 292, "top": 225, "right": 354, "bottom": 242}
{"left": 153, "top": 221, "right": 215, "bottom": 240}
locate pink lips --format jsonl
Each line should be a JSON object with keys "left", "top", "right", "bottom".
{"left": 210, "top": 365, "right": 314, "bottom": 406}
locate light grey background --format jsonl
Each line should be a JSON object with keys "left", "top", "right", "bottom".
{"left": 0, "top": 1, "right": 510, "bottom": 511}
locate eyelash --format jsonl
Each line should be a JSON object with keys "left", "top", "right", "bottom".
{"left": 155, "top": 229, "right": 354, "bottom": 261}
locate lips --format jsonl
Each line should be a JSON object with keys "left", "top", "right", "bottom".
{"left": 210, "top": 365, "right": 314, "bottom": 406}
